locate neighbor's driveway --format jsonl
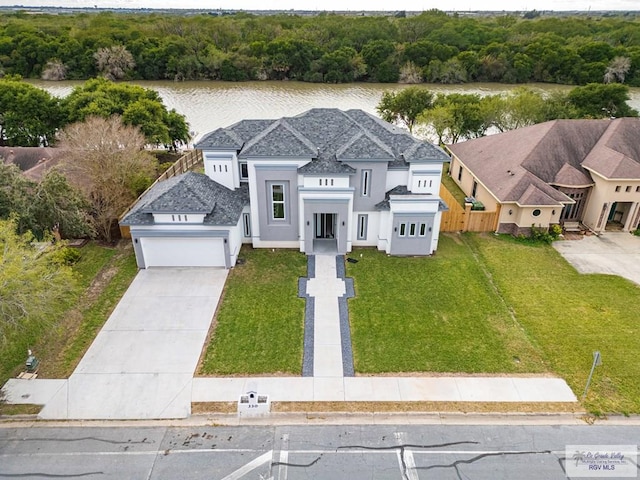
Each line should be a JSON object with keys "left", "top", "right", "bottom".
{"left": 553, "top": 232, "right": 640, "bottom": 286}
{"left": 39, "top": 268, "right": 228, "bottom": 420}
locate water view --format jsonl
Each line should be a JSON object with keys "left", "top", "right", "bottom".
{"left": 31, "top": 80, "right": 640, "bottom": 142}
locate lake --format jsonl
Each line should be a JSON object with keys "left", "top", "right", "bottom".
{"left": 31, "top": 80, "right": 640, "bottom": 142}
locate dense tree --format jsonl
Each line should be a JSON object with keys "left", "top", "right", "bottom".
{"left": 62, "top": 78, "right": 190, "bottom": 148}
{"left": 0, "top": 78, "right": 64, "bottom": 146}
{"left": 94, "top": 45, "right": 136, "bottom": 80}
{"left": 58, "top": 116, "right": 157, "bottom": 242}
{"left": 604, "top": 56, "right": 631, "bottom": 84}
{"left": 567, "top": 83, "right": 638, "bottom": 118}
{"left": 0, "top": 163, "right": 93, "bottom": 239}
{"left": 419, "top": 93, "right": 485, "bottom": 143}
{"left": 0, "top": 217, "right": 78, "bottom": 348}
{"left": 377, "top": 87, "right": 434, "bottom": 133}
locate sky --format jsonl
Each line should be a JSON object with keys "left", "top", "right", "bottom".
{"left": 0, "top": 0, "right": 638, "bottom": 11}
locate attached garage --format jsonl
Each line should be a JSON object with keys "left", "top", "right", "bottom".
{"left": 139, "top": 236, "right": 227, "bottom": 268}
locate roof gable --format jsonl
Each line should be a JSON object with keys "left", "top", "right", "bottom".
{"left": 240, "top": 119, "right": 317, "bottom": 157}
{"left": 197, "top": 108, "right": 448, "bottom": 166}
{"left": 121, "top": 172, "right": 250, "bottom": 227}
{"left": 140, "top": 172, "right": 217, "bottom": 213}
{"left": 582, "top": 118, "right": 640, "bottom": 179}
{"left": 336, "top": 131, "right": 394, "bottom": 160}
{"left": 196, "top": 128, "right": 243, "bottom": 150}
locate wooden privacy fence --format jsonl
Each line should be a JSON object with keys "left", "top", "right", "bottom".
{"left": 439, "top": 185, "right": 500, "bottom": 233}
{"left": 119, "top": 149, "right": 203, "bottom": 238}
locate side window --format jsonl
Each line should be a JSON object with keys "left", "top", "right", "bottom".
{"left": 361, "top": 169, "right": 372, "bottom": 197}
{"left": 357, "top": 214, "right": 368, "bottom": 240}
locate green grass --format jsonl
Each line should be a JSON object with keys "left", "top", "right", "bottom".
{"left": 469, "top": 233, "right": 640, "bottom": 415}
{"left": 57, "top": 245, "right": 138, "bottom": 376}
{"left": 0, "top": 242, "right": 116, "bottom": 386}
{"left": 200, "top": 247, "right": 307, "bottom": 375}
{"left": 73, "top": 242, "right": 117, "bottom": 287}
{"left": 346, "top": 236, "right": 545, "bottom": 374}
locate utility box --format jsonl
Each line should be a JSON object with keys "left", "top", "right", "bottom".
{"left": 237, "top": 383, "right": 270, "bottom": 418}
{"left": 25, "top": 355, "right": 39, "bottom": 373}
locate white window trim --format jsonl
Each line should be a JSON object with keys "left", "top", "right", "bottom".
{"left": 399, "top": 222, "right": 407, "bottom": 237}
{"left": 239, "top": 162, "right": 249, "bottom": 181}
{"left": 361, "top": 169, "right": 372, "bottom": 197}
{"left": 270, "top": 183, "right": 286, "bottom": 221}
{"left": 243, "top": 212, "right": 251, "bottom": 237}
{"left": 357, "top": 214, "right": 368, "bottom": 240}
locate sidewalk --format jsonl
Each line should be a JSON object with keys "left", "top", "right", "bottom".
{"left": 192, "top": 376, "right": 577, "bottom": 403}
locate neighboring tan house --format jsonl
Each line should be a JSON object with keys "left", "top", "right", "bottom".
{"left": 447, "top": 118, "right": 640, "bottom": 236}
{"left": 120, "top": 108, "right": 449, "bottom": 268}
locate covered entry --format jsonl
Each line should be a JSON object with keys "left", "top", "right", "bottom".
{"left": 303, "top": 199, "right": 350, "bottom": 255}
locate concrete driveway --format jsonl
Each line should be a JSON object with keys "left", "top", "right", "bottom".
{"left": 38, "top": 267, "right": 228, "bottom": 420}
{"left": 553, "top": 232, "right": 640, "bottom": 286}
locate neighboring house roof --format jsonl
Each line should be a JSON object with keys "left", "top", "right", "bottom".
{"left": 0, "top": 146, "right": 67, "bottom": 181}
{"left": 121, "top": 172, "right": 249, "bottom": 226}
{"left": 448, "top": 118, "right": 640, "bottom": 206}
{"left": 195, "top": 108, "right": 449, "bottom": 169}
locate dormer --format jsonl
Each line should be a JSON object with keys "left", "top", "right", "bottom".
{"left": 409, "top": 164, "right": 443, "bottom": 195}
{"left": 203, "top": 151, "right": 237, "bottom": 190}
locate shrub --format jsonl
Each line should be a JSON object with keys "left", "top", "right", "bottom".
{"left": 51, "top": 246, "right": 82, "bottom": 265}
{"left": 530, "top": 225, "right": 554, "bottom": 244}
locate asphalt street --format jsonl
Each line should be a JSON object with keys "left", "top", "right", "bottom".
{"left": 0, "top": 423, "right": 638, "bottom": 479}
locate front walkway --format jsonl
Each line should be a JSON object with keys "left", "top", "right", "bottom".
{"left": 553, "top": 231, "right": 640, "bottom": 286}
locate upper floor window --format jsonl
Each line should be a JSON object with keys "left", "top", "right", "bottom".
{"left": 271, "top": 183, "right": 286, "bottom": 220}
{"left": 240, "top": 162, "right": 248, "bottom": 181}
{"left": 361, "top": 169, "right": 372, "bottom": 197}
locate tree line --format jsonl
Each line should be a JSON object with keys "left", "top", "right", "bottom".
{"left": 1, "top": 10, "right": 640, "bottom": 86}
{"left": 377, "top": 83, "right": 638, "bottom": 143}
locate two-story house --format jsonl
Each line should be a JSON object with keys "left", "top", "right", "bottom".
{"left": 120, "top": 108, "right": 449, "bottom": 268}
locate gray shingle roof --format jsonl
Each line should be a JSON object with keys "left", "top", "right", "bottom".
{"left": 196, "top": 108, "right": 448, "bottom": 170}
{"left": 241, "top": 119, "right": 317, "bottom": 157}
{"left": 195, "top": 128, "right": 243, "bottom": 150}
{"left": 120, "top": 172, "right": 249, "bottom": 226}
{"left": 298, "top": 156, "right": 356, "bottom": 174}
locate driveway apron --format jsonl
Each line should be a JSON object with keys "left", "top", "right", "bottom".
{"left": 553, "top": 232, "right": 640, "bottom": 286}
{"left": 38, "top": 267, "right": 227, "bottom": 420}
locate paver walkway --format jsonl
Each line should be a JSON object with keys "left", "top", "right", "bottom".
{"left": 300, "top": 255, "right": 354, "bottom": 378}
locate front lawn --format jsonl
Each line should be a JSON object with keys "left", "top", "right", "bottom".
{"left": 348, "top": 233, "right": 640, "bottom": 415}
{"left": 200, "top": 247, "right": 307, "bottom": 375}
{"left": 469, "top": 234, "right": 640, "bottom": 415}
{"left": 346, "top": 235, "right": 545, "bottom": 374}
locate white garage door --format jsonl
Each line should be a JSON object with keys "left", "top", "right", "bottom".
{"left": 140, "top": 237, "right": 226, "bottom": 267}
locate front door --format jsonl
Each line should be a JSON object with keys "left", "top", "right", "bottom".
{"left": 315, "top": 213, "right": 336, "bottom": 239}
